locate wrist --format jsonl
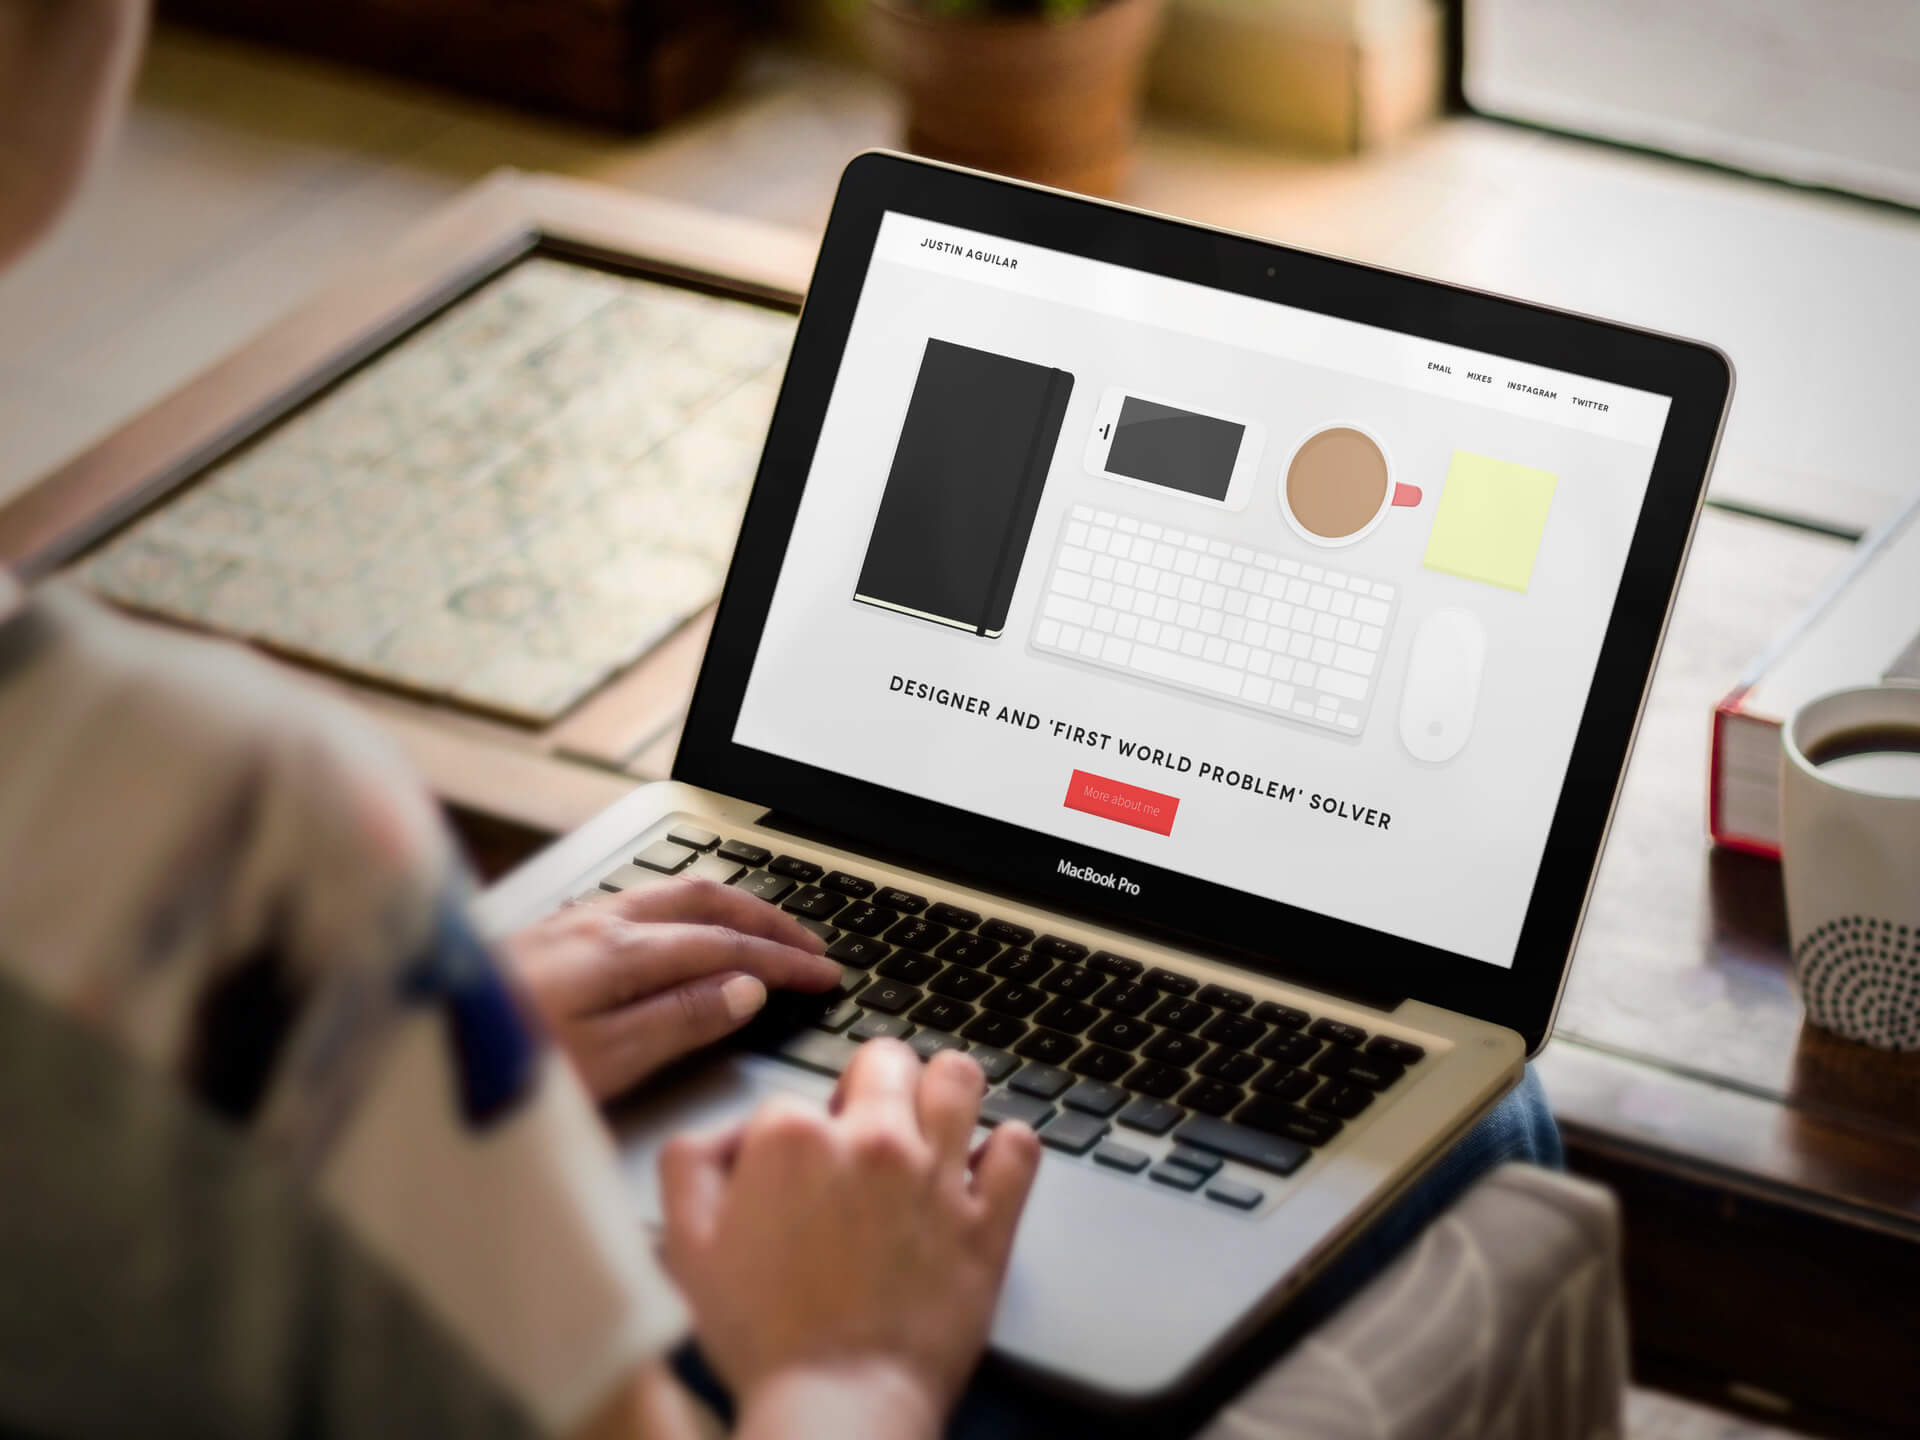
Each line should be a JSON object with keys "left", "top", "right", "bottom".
{"left": 735, "top": 1360, "right": 944, "bottom": 1440}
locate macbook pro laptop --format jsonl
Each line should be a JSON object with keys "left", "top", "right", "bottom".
{"left": 479, "top": 152, "right": 1732, "bottom": 1401}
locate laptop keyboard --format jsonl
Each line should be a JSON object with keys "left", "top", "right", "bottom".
{"left": 1031, "top": 506, "right": 1402, "bottom": 737}
{"left": 595, "top": 825, "right": 1428, "bottom": 1211}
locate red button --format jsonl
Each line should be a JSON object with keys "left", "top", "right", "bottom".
{"left": 1063, "top": 769, "right": 1180, "bottom": 836}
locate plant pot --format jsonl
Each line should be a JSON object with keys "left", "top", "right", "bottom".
{"left": 865, "top": 0, "right": 1165, "bottom": 197}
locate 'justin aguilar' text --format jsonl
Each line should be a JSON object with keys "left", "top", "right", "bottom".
{"left": 885, "top": 674, "right": 1391, "bottom": 831}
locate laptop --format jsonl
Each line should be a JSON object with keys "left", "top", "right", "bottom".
{"left": 479, "top": 151, "right": 1732, "bottom": 1401}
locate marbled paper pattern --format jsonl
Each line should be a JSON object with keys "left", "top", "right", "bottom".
{"left": 85, "top": 259, "right": 795, "bottom": 722}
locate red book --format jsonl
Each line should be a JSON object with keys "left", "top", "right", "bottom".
{"left": 1708, "top": 494, "right": 1920, "bottom": 858}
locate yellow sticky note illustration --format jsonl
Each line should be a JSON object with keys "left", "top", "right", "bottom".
{"left": 1422, "top": 451, "right": 1558, "bottom": 593}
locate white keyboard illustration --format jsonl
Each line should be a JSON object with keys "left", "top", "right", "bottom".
{"left": 1030, "top": 505, "right": 1400, "bottom": 736}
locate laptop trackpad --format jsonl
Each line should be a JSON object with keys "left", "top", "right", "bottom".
{"left": 605, "top": 1053, "right": 835, "bottom": 1226}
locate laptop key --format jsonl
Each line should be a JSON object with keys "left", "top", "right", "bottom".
{"left": 1197, "top": 984, "right": 1253, "bottom": 1013}
{"left": 873, "top": 887, "right": 926, "bottom": 913}
{"left": 1150, "top": 1161, "right": 1207, "bottom": 1192}
{"left": 1145, "top": 968, "right": 1199, "bottom": 996}
{"left": 980, "top": 1091, "right": 1055, "bottom": 1129}
{"left": 814, "top": 997, "right": 862, "bottom": 1033}
{"left": 1312, "top": 1049, "right": 1405, "bottom": 1090}
{"left": 1039, "top": 965, "right": 1103, "bottom": 1000}
{"left": 1252, "top": 1064, "right": 1314, "bottom": 1101}
{"left": 1197, "top": 1050, "right": 1261, "bottom": 1085}
{"left": 782, "top": 886, "right": 846, "bottom": 920}
{"left": 1252, "top": 1002, "right": 1309, "bottom": 1031}
{"left": 981, "top": 982, "right": 1045, "bottom": 1017}
{"left": 1365, "top": 1036, "right": 1427, "bottom": 1066}
{"left": 778, "top": 1030, "right": 860, "bottom": 1075}
{"left": 929, "top": 966, "right": 994, "bottom": 1001}
{"left": 717, "top": 839, "right": 772, "bottom": 868}
{"left": 968, "top": 1045, "right": 1021, "bottom": 1084}
{"left": 668, "top": 824, "right": 720, "bottom": 851}
{"left": 980, "top": 919, "right": 1035, "bottom": 946}
{"left": 1124, "top": 1061, "right": 1190, "bottom": 1100}
{"left": 793, "top": 918, "right": 834, "bottom": 943}
{"left": 735, "top": 870, "right": 797, "bottom": 904}
{"left": 636, "top": 840, "right": 698, "bottom": 874}
{"left": 1033, "top": 998, "right": 1100, "bottom": 1035}
{"left": 1092, "top": 980, "right": 1155, "bottom": 1017}
{"left": 1254, "top": 1030, "right": 1319, "bottom": 1068}
{"left": 1171, "top": 1115, "right": 1310, "bottom": 1177}
{"left": 1142, "top": 1032, "right": 1209, "bottom": 1067}
{"left": 689, "top": 854, "right": 747, "bottom": 886}
{"left": 935, "top": 933, "right": 999, "bottom": 968}
{"left": 1094, "top": 1141, "right": 1151, "bottom": 1174}
{"left": 1089, "top": 951, "right": 1144, "bottom": 979}
{"left": 910, "top": 996, "right": 975, "bottom": 1032}
{"left": 876, "top": 951, "right": 940, "bottom": 985}
{"left": 599, "top": 864, "right": 672, "bottom": 894}
{"left": 1039, "top": 1111, "right": 1109, "bottom": 1155}
{"left": 1115, "top": 1097, "right": 1184, "bottom": 1136}
{"left": 1310, "top": 1082, "right": 1375, "bottom": 1119}
{"left": 826, "top": 934, "right": 889, "bottom": 969}
{"left": 1010, "top": 1063, "right": 1074, "bottom": 1100}
{"left": 1069, "top": 1046, "right": 1135, "bottom": 1083}
{"left": 1035, "top": 935, "right": 1090, "bottom": 963}
{"left": 849, "top": 1012, "right": 914, "bottom": 1043}
{"left": 1062, "top": 1079, "right": 1127, "bottom": 1116}
{"left": 1178, "top": 1079, "right": 1245, "bottom": 1118}
{"left": 908, "top": 1029, "right": 968, "bottom": 1062}
{"left": 833, "top": 903, "right": 893, "bottom": 937}
{"left": 962, "top": 1012, "right": 1028, "bottom": 1048}
{"left": 986, "top": 949, "right": 1052, "bottom": 984}
{"left": 1015, "top": 1030, "right": 1080, "bottom": 1066}
{"left": 822, "top": 871, "right": 876, "bottom": 898}
{"left": 1235, "top": 1096, "right": 1342, "bottom": 1146}
{"left": 1206, "top": 1178, "right": 1266, "bottom": 1211}
{"left": 884, "top": 917, "right": 948, "bottom": 952}
{"left": 859, "top": 979, "right": 922, "bottom": 1015}
{"left": 1199, "top": 1014, "right": 1265, "bottom": 1051}
{"left": 1085, "top": 1014, "right": 1155, "bottom": 1051}
{"left": 1167, "top": 1144, "right": 1223, "bottom": 1177}
{"left": 1145, "top": 998, "right": 1214, "bottom": 1035}
{"left": 927, "top": 902, "right": 981, "bottom": 930}
{"left": 769, "top": 855, "right": 823, "bottom": 882}
{"left": 1309, "top": 1018, "right": 1368, "bottom": 1047}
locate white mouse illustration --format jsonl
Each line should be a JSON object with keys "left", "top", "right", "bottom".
{"left": 1398, "top": 607, "right": 1486, "bottom": 763}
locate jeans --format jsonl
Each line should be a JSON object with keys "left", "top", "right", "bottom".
{"left": 673, "top": 1066, "right": 1562, "bottom": 1438}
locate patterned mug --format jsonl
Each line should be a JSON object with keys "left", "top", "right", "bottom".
{"left": 1781, "top": 684, "right": 1920, "bottom": 1049}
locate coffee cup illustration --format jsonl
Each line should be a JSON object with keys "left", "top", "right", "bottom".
{"left": 1280, "top": 424, "right": 1421, "bottom": 547}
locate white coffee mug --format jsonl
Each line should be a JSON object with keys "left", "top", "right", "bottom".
{"left": 1780, "top": 683, "right": 1920, "bottom": 1050}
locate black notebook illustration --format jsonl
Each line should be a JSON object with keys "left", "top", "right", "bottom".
{"left": 854, "top": 339, "right": 1074, "bottom": 638}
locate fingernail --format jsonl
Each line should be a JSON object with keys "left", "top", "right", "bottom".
{"left": 720, "top": 974, "right": 767, "bottom": 1022}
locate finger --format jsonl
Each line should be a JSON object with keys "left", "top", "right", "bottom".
{"left": 584, "top": 972, "right": 768, "bottom": 1095}
{"left": 970, "top": 1122, "right": 1042, "bottom": 1268}
{"left": 607, "top": 876, "right": 827, "bottom": 953}
{"left": 587, "top": 921, "right": 841, "bottom": 1012}
{"left": 832, "top": 1036, "right": 922, "bottom": 1132}
{"left": 916, "top": 1049, "right": 985, "bottom": 1175}
{"left": 657, "top": 1124, "right": 739, "bottom": 1263}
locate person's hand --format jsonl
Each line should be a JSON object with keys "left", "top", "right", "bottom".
{"left": 503, "top": 877, "right": 841, "bottom": 1101}
{"left": 660, "top": 1040, "right": 1043, "bottom": 1440}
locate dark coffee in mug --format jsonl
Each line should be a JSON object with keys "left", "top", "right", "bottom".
{"left": 1805, "top": 723, "right": 1920, "bottom": 799}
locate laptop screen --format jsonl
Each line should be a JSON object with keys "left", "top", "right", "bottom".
{"left": 731, "top": 211, "right": 1673, "bottom": 971}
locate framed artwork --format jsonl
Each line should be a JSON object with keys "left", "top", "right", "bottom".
{"left": 0, "top": 171, "right": 817, "bottom": 837}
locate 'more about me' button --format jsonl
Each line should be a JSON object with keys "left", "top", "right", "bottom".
{"left": 1063, "top": 769, "right": 1180, "bottom": 836}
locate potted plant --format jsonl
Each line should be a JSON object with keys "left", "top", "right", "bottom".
{"left": 865, "top": 0, "right": 1166, "bottom": 196}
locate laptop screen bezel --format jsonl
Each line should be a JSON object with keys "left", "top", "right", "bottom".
{"left": 675, "top": 151, "right": 1730, "bottom": 1054}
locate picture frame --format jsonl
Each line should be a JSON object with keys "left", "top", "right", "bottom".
{"left": 0, "top": 170, "right": 817, "bottom": 842}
